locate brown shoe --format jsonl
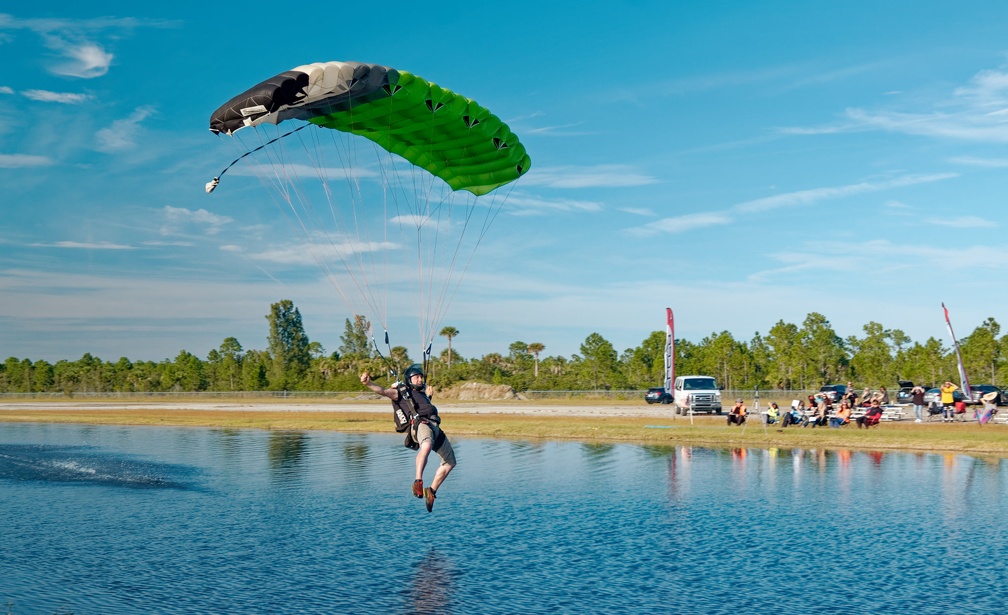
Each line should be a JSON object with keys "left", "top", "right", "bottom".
{"left": 412, "top": 479, "right": 424, "bottom": 498}
{"left": 424, "top": 487, "right": 436, "bottom": 513}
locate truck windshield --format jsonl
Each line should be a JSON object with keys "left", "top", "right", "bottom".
{"left": 683, "top": 378, "right": 717, "bottom": 390}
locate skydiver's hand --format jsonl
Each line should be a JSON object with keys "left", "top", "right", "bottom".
{"left": 360, "top": 372, "right": 371, "bottom": 386}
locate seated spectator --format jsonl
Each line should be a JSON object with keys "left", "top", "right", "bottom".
{"left": 978, "top": 392, "right": 997, "bottom": 425}
{"left": 843, "top": 382, "right": 857, "bottom": 408}
{"left": 805, "top": 394, "right": 829, "bottom": 428}
{"left": 856, "top": 399, "right": 883, "bottom": 428}
{"left": 859, "top": 387, "right": 872, "bottom": 406}
{"left": 877, "top": 386, "right": 890, "bottom": 405}
{"left": 780, "top": 400, "right": 804, "bottom": 428}
{"left": 766, "top": 402, "right": 780, "bottom": 424}
{"left": 829, "top": 401, "right": 851, "bottom": 428}
{"left": 727, "top": 398, "right": 747, "bottom": 426}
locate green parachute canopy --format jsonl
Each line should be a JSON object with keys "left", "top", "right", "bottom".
{"left": 209, "top": 61, "right": 530, "bottom": 195}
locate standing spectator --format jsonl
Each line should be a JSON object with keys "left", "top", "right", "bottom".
{"left": 727, "top": 398, "right": 747, "bottom": 426}
{"left": 911, "top": 385, "right": 926, "bottom": 423}
{"left": 940, "top": 381, "right": 959, "bottom": 422}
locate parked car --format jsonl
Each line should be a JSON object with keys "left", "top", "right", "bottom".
{"left": 895, "top": 380, "right": 918, "bottom": 405}
{"left": 644, "top": 387, "right": 673, "bottom": 404}
{"left": 922, "top": 387, "right": 968, "bottom": 406}
{"left": 818, "top": 384, "right": 847, "bottom": 403}
{"left": 968, "top": 384, "right": 1008, "bottom": 406}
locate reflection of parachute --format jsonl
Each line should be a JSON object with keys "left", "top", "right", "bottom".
{"left": 208, "top": 61, "right": 530, "bottom": 365}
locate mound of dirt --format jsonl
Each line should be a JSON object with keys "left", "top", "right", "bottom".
{"left": 439, "top": 382, "right": 524, "bottom": 401}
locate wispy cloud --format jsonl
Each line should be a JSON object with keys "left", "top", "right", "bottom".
{"left": 733, "top": 173, "right": 957, "bottom": 213}
{"left": 0, "top": 14, "right": 178, "bottom": 79}
{"left": 161, "top": 206, "right": 233, "bottom": 236}
{"left": 95, "top": 106, "right": 154, "bottom": 152}
{"left": 786, "top": 64, "right": 1008, "bottom": 143}
{"left": 31, "top": 241, "right": 135, "bottom": 250}
{"left": 619, "top": 207, "right": 655, "bottom": 216}
{"left": 748, "top": 239, "right": 1008, "bottom": 284}
{"left": 520, "top": 165, "right": 661, "bottom": 189}
{"left": 0, "top": 153, "right": 53, "bottom": 168}
{"left": 948, "top": 155, "right": 1008, "bottom": 168}
{"left": 0, "top": 86, "right": 12, "bottom": 95}
{"left": 45, "top": 38, "right": 113, "bottom": 78}
{"left": 504, "top": 193, "right": 603, "bottom": 215}
{"left": 923, "top": 215, "right": 993, "bottom": 228}
{"left": 627, "top": 211, "right": 732, "bottom": 236}
{"left": 22, "top": 89, "right": 90, "bottom": 104}
{"left": 251, "top": 240, "right": 398, "bottom": 266}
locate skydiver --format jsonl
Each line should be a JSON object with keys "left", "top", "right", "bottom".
{"left": 361, "top": 364, "right": 456, "bottom": 512}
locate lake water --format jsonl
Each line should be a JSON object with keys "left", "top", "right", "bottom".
{"left": 2, "top": 423, "right": 1007, "bottom": 614}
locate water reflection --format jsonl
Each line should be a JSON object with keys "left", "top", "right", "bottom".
{"left": 267, "top": 431, "right": 308, "bottom": 481}
{"left": 407, "top": 548, "right": 458, "bottom": 615}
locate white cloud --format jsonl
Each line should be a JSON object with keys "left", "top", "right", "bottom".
{"left": 923, "top": 215, "right": 993, "bottom": 229}
{"left": 0, "top": 153, "right": 52, "bottom": 168}
{"left": 504, "top": 193, "right": 603, "bottom": 215}
{"left": 619, "top": 207, "right": 655, "bottom": 216}
{"left": 252, "top": 240, "right": 398, "bottom": 266}
{"left": 781, "top": 64, "right": 1008, "bottom": 144}
{"left": 0, "top": 86, "right": 13, "bottom": 94}
{"left": 22, "top": 89, "right": 90, "bottom": 104}
{"left": 0, "top": 14, "right": 177, "bottom": 81}
{"left": 520, "top": 165, "right": 661, "bottom": 189}
{"left": 32, "top": 241, "right": 135, "bottom": 250}
{"left": 949, "top": 156, "right": 1008, "bottom": 168}
{"left": 733, "top": 173, "right": 957, "bottom": 213}
{"left": 95, "top": 106, "right": 154, "bottom": 152}
{"left": 627, "top": 211, "right": 732, "bottom": 236}
{"left": 161, "top": 205, "right": 233, "bottom": 236}
{"left": 48, "top": 40, "right": 113, "bottom": 78}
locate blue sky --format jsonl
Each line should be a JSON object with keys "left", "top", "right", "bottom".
{"left": 3, "top": 2, "right": 1008, "bottom": 364}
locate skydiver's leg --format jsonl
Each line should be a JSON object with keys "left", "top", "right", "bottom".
{"left": 429, "top": 435, "right": 456, "bottom": 493}
{"left": 414, "top": 423, "right": 435, "bottom": 482}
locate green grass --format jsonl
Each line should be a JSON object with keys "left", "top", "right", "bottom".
{"left": 3, "top": 403, "right": 1007, "bottom": 457}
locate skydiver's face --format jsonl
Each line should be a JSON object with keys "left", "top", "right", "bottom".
{"left": 410, "top": 374, "right": 424, "bottom": 386}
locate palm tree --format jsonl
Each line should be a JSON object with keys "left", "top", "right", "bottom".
{"left": 528, "top": 342, "right": 545, "bottom": 378}
{"left": 440, "top": 326, "right": 459, "bottom": 369}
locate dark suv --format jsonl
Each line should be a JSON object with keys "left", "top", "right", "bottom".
{"left": 645, "top": 387, "right": 672, "bottom": 404}
{"left": 818, "top": 384, "right": 847, "bottom": 403}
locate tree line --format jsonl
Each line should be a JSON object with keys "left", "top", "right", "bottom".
{"left": 2, "top": 300, "right": 1006, "bottom": 395}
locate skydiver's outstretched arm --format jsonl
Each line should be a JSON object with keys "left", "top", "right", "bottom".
{"left": 360, "top": 372, "right": 399, "bottom": 401}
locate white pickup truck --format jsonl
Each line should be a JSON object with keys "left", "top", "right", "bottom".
{"left": 672, "top": 375, "right": 723, "bottom": 415}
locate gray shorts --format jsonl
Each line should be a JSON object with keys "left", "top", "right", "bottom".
{"left": 415, "top": 421, "right": 456, "bottom": 467}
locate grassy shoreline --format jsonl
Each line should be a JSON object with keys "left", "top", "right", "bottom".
{"left": 3, "top": 399, "right": 1008, "bottom": 457}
